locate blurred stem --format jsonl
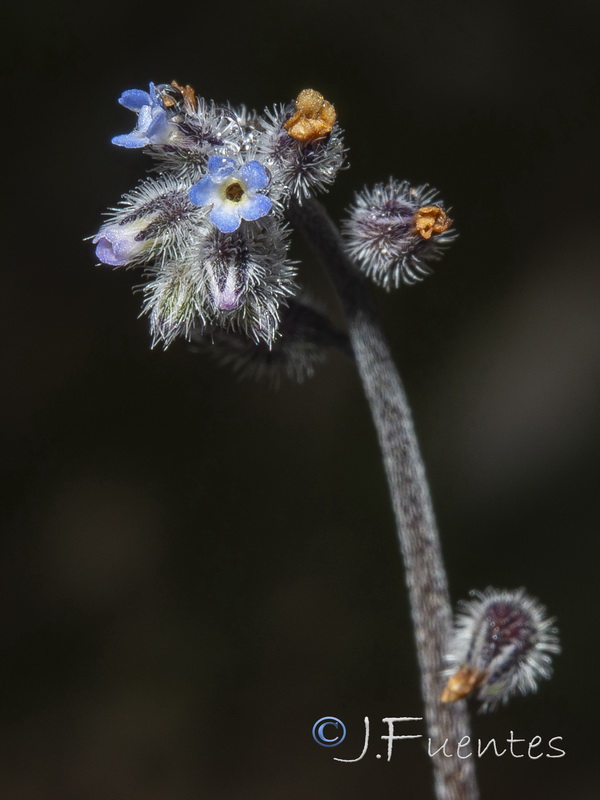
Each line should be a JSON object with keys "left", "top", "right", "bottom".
{"left": 288, "top": 197, "right": 479, "bottom": 800}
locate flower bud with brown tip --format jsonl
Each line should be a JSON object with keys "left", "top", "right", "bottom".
{"left": 443, "top": 588, "right": 560, "bottom": 712}
{"left": 342, "top": 179, "right": 456, "bottom": 289}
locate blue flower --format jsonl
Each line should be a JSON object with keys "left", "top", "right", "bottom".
{"left": 189, "top": 156, "right": 273, "bottom": 233}
{"left": 111, "top": 83, "right": 172, "bottom": 149}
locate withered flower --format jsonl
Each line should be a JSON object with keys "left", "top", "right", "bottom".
{"left": 284, "top": 89, "right": 336, "bottom": 143}
{"left": 413, "top": 205, "right": 452, "bottom": 240}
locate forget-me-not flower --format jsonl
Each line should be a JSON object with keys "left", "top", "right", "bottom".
{"left": 112, "top": 83, "right": 172, "bottom": 149}
{"left": 189, "top": 156, "right": 273, "bottom": 233}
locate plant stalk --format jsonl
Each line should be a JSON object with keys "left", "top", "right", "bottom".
{"left": 289, "top": 197, "right": 479, "bottom": 800}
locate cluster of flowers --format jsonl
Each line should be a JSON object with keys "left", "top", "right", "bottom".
{"left": 92, "top": 83, "right": 345, "bottom": 361}
{"left": 93, "top": 81, "right": 456, "bottom": 378}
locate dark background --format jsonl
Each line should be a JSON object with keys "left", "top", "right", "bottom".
{"left": 3, "top": 1, "right": 600, "bottom": 797}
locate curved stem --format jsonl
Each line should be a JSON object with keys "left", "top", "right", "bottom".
{"left": 289, "top": 197, "right": 479, "bottom": 800}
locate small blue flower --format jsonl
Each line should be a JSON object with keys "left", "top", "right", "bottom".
{"left": 189, "top": 156, "right": 273, "bottom": 233}
{"left": 111, "top": 83, "right": 172, "bottom": 149}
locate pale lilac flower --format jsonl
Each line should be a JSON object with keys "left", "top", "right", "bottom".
{"left": 93, "top": 219, "right": 151, "bottom": 266}
{"left": 189, "top": 156, "right": 272, "bottom": 233}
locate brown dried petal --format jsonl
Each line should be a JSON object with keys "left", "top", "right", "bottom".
{"left": 170, "top": 80, "right": 198, "bottom": 112}
{"left": 284, "top": 89, "right": 336, "bottom": 143}
{"left": 413, "top": 205, "right": 452, "bottom": 240}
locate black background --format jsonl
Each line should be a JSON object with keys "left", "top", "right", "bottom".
{"left": 3, "top": 1, "right": 600, "bottom": 797}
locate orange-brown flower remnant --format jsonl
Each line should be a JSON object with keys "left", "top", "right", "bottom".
{"left": 284, "top": 89, "right": 336, "bottom": 143}
{"left": 441, "top": 666, "right": 486, "bottom": 703}
{"left": 168, "top": 80, "right": 198, "bottom": 112}
{"left": 413, "top": 205, "right": 452, "bottom": 240}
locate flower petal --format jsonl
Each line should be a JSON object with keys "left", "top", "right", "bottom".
{"left": 93, "top": 223, "right": 147, "bottom": 264}
{"left": 146, "top": 110, "right": 169, "bottom": 141}
{"left": 189, "top": 177, "right": 217, "bottom": 207}
{"left": 94, "top": 236, "right": 128, "bottom": 266}
{"left": 240, "top": 161, "right": 269, "bottom": 191}
{"left": 239, "top": 193, "right": 272, "bottom": 222}
{"left": 210, "top": 204, "right": 241, "bottom": 233}
{"left": 111, "top": 132, "right": 148, "bottom": 148}
{"left": 207, "top": 156, "right": 237, "bottom": 180}
{"left": 136, "top": 105, "right": 153, "bottom": 133}
{"left": 118, "top": 89, "right": 151, "bottom": 111}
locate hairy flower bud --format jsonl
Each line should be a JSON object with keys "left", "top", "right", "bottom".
{"left": 342, "top": 179, "right": 456, "bottom": 289}
{"left": 143, "top": 218, "right": 296, "bottom": 348}
{"left": 442, "top": 588, "right": 560, "bottom": 712}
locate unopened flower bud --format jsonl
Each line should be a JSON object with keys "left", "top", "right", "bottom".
{"left": 143, "top": 218, "right": 297, "bottom": 348}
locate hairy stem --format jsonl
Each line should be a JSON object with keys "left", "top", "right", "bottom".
{"left": 289, "top": 197, "right": 479, "bottom": 800}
